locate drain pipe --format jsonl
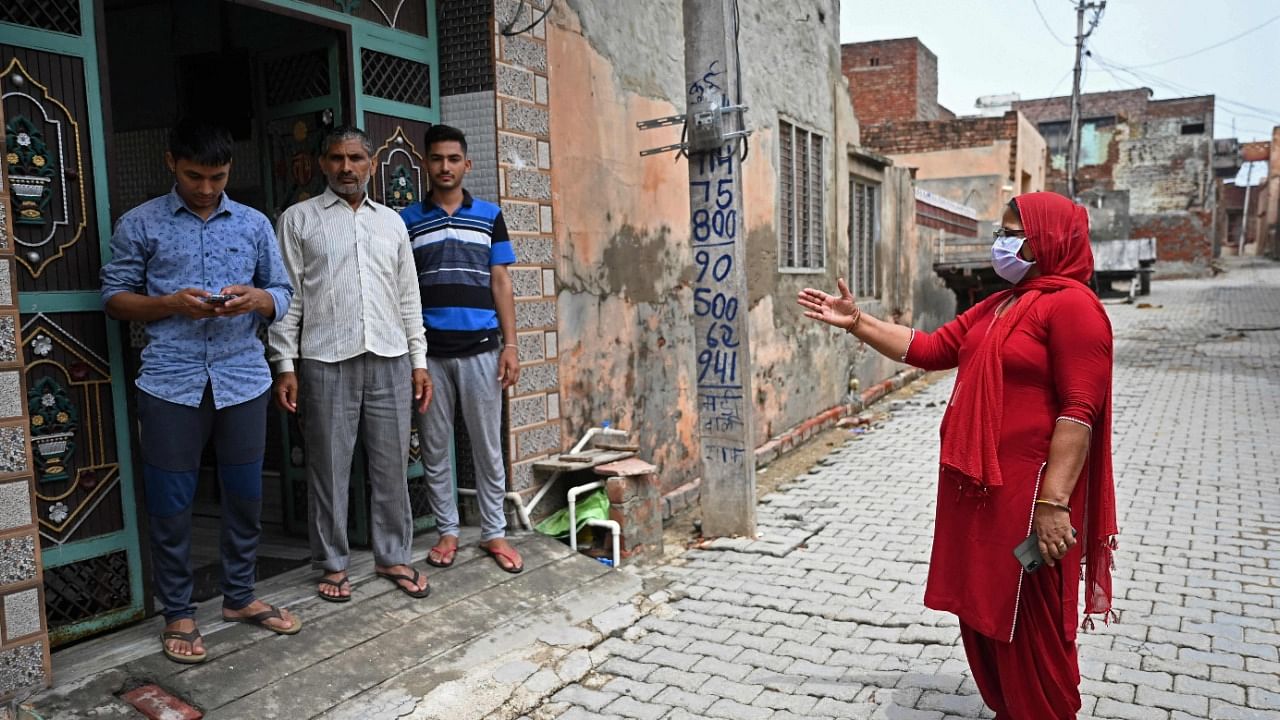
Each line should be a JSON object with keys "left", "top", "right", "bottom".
{"left": 456, "top": 487, "right": 533, "bottom": 531}
{"left": 566, "top": 480, "right": 620, "bottom": 568}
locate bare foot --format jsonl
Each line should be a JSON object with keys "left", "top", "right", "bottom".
{"left": 163, "top": 618, "right": 205, "bottom": 658}
{"left": 222, "top": 599, "right": 299, "bottom": 632}
{"left": 318, "top": 571, "right": 351, "bottom": 600}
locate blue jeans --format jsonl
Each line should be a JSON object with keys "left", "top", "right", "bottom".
{"left": 138, "top": 386, "right": 267, "bottom": 623}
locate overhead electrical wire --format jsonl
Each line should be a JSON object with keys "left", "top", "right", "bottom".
{"left": 1031, "top": 0, "right": 1072, "bottom": 46}
{"left": 1121, "top": 13, "right": 1280, "bottom": 69}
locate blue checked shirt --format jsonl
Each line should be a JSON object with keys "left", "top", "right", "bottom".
{"left": 101, "top": 189, "right": 293, "bottom": 408}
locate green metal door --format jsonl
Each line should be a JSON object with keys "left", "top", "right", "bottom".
{"left": 1, "top": 1, "right": 146, "bottom": 646}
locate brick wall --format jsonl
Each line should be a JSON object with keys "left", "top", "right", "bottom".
{"left": 861, "top": 113, "right": 1017, "bottom": 156}
{"left": 841, "top": 38, "right": 952, "bottom": 127}
{"left": 1013, "top": 88, "right": 1151, "bottom": 125}
{"left": 841, "top": 39, "right": 920, "bottom": 126}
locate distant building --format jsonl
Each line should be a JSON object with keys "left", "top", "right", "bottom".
{"left": 841, "top": 38, "right": 1046, "bottom": 309}
{"left": 1013, "top": 89, "right": 1223, "bottom": 276}
{"left": 841, "top": 38, "right": 955, "bottom": 126}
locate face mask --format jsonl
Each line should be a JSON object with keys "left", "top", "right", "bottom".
{"left": 991, "top": 235, "right": 1035, "bottom": 284}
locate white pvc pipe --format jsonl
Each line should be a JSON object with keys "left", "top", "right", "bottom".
{"left": 569, "top": 428, "right": 601, "bottom": 454}
{"left": 583, "top": 518, "right": 621, "bottom": 569}
{"left": 456, "top": 488, "right": 533, "bottom": 531}
{"left": 566, "top": 480, "right": 606, "bottom": 552}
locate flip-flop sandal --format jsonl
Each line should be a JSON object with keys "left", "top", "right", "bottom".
{"left": 426, "top": 543, "right": 457, "bottom": 568}
{"left": 482, "top": 544, "right": 524, "bottom": 574}
{"left": 222, "top": 605, "right": 302, "bottom": 635}
{"left": 375, "top": 568, "right": 431, "bottom": 598}
{"left": 316, "top": 575, "right": 352, "bottom": 603}
{"left": 161, "top": 628, "right": 208, "bottom": 664}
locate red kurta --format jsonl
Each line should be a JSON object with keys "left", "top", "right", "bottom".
{"left": 905, "top": 284, "right": 1112, "bottom": 644}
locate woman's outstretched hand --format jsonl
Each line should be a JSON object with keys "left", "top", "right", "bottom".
{"left": 797, "top": 278, "right": 858, "bottom": 332}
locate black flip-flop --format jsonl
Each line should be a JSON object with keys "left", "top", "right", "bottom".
{"left": 161, "top": 628, "right": 208, "bottom": 664}
{"left": 316, "top": 575, "right": 352, "bottom": 603}
{"left": 376, "top": 567, "right": 431, "bottom": 598}
{"left": 222, "top": 605, "right": 302, "bottom": 635}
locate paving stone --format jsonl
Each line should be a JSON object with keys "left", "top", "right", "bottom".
{"left": 701, "top": 675, "right": 763, "bottom": 704}
{"left": 652, "top": 686, "right": 717, "bottom": 713}
{"left": 703, "top": 698, "right": 772, "bottom": 720}
{"left": 528, "top": 265, "right": 1280, "bottom": 720}
{"left": 601, "top": 677, "right": 665, "bottom": 702}
{"left": 550, "top": 685, "right": 617, "bottom": 712}
{"left": 602, "top": 694, "right": 668, "bottom": 720}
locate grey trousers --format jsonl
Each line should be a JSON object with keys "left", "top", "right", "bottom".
{"left": 417, "top": 349, "right": 508, "bottom": 541}
{"left": 300, "top": 353, "right": 413, "bottom": 570}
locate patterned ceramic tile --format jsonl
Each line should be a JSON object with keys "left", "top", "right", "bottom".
{"left": 510, "top": 394, "right": 547, "bottom": 429}
{"left": 0, "top": 317, "right": 15, "bottom": 364}
{"left": 3, "top": 589, "right": 40, "bottom": 640}
{"left": 0, "top": 426, "right": 27, "bottom": 475}
{"left": 0, "top": 481, "right": 30, "bottom": 531}
{"left": 0, "top": 371, "right": 20, "bottom": 419}
{"left": 0, "top": 261, "right": 11, "bottom": 307}
{"left": 515, "top": 361, "right": 557, "bottom": 395}
{"left": 0, "top": 535, "right": 35, "bottom": 585}
{"left": 516, "top": 422, "right": 560, "bottom": 459}
{"left": 515, "top": 300, "right": 556, "bottom": 329}
{"left": 0, "top": 642, "right": 45, "bottom": 696}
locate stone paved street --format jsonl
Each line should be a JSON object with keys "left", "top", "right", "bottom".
{"left": 526, "top": 259, "right": 1280, "bottom": 720}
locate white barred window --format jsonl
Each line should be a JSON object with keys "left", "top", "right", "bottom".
{"left": 779, "top": 119, "right": 826, "bottom": 270}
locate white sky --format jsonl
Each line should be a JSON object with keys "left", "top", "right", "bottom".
{"left": 839, "top": 0, "right": 1280, "bottom": 142}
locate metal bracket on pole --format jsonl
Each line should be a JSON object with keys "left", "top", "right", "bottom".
{"left": 637, "top": 104, "right": 751, "bottom": 157}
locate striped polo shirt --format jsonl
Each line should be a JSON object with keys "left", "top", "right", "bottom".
{"left": 401, "top": 190, "right": 516, "bottom": 357}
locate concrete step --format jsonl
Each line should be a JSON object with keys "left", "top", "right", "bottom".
{"left": 31, "top": 531, "right": 641, "bottom": 719}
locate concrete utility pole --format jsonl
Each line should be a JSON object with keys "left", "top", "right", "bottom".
{"left": 683, "top": 0, "right": 756, "bottom": 538}
{"left": 1066, "top": 0, "right": 1106, "bottom": 198}
{"left": 1239, "top": 161, "right": 1255, "bottom": 256}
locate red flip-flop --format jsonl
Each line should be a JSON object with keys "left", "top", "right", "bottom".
{"left": 426, "top": 542, "right": 457, "bottom": 568}
{"left": 481, "top": 544, "right": 524, "bottom": 574}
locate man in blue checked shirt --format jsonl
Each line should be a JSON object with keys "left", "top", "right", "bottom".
{"left": 101, "top": 120, "right": 299, "bottom": 664}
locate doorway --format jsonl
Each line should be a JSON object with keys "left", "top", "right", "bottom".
{"left": 100, "top": 0, "right": 348, "bottom": 605}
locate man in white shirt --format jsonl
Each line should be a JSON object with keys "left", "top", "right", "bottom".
{"left": 268, "top": 127, "right": 433, "bottom": 601}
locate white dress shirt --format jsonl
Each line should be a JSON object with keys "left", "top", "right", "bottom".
{"left": 268, "top": 187, "right": 427, "bottom": 372}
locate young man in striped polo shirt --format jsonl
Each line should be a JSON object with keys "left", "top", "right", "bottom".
{"left": 400, "top": 125, "right": 524, "bottom": 573}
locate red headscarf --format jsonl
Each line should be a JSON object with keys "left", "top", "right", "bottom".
{"left": 940, "top": 191, "right": 1118, "bottom": 621}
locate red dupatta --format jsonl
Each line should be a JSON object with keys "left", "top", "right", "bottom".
{"left": 938, "top": 191, "right": 1119, "bottom": 621}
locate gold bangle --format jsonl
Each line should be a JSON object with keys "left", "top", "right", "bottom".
{"left": 845, "top": 309, "right": 862, "bottom": 335}
{"left": 1035, "top": 499, "right": 1071, "bottom": 513}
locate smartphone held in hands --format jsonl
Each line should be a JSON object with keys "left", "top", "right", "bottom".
{"left": 1014, "top": 534, "right": 1046, "bottom": 573}
{"left": 203, "top": 293, "right": 239, "bottom": 305}
{"left": 1013, "top": 527, "right": 1077, "bottom": 574}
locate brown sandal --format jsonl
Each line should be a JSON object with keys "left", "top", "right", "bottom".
{"left": 161, "top": 628, "right": 208, "bottom": 664}
{"left": 222, "top": 605, "right": 302, "bottom": 635}
{"left": 316, "top": 575, "right": 352, "bottom": 603}
{"left": 375, "top": 567, "right": 431, "bottom": 598}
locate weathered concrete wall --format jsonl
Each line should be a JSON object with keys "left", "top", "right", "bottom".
{"left": 1014, "top": 111, "right": 1047, "bottom": 195}
{"left": 551, "top": 0, "right": 895, "bottom": 493}
{"left": 1014, "top": 91, "right": 1217, "bottom": 276}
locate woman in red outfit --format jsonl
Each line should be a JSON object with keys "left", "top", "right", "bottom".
{"left": 798, "top": 191, "right": 1117, "bottom": 720}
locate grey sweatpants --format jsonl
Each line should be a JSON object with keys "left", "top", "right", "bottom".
{"left": 300, "top": 353, "right": 413, "bottom": 570}
{"left": 417, "top": 349, "right": 508, "bottom": 541}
